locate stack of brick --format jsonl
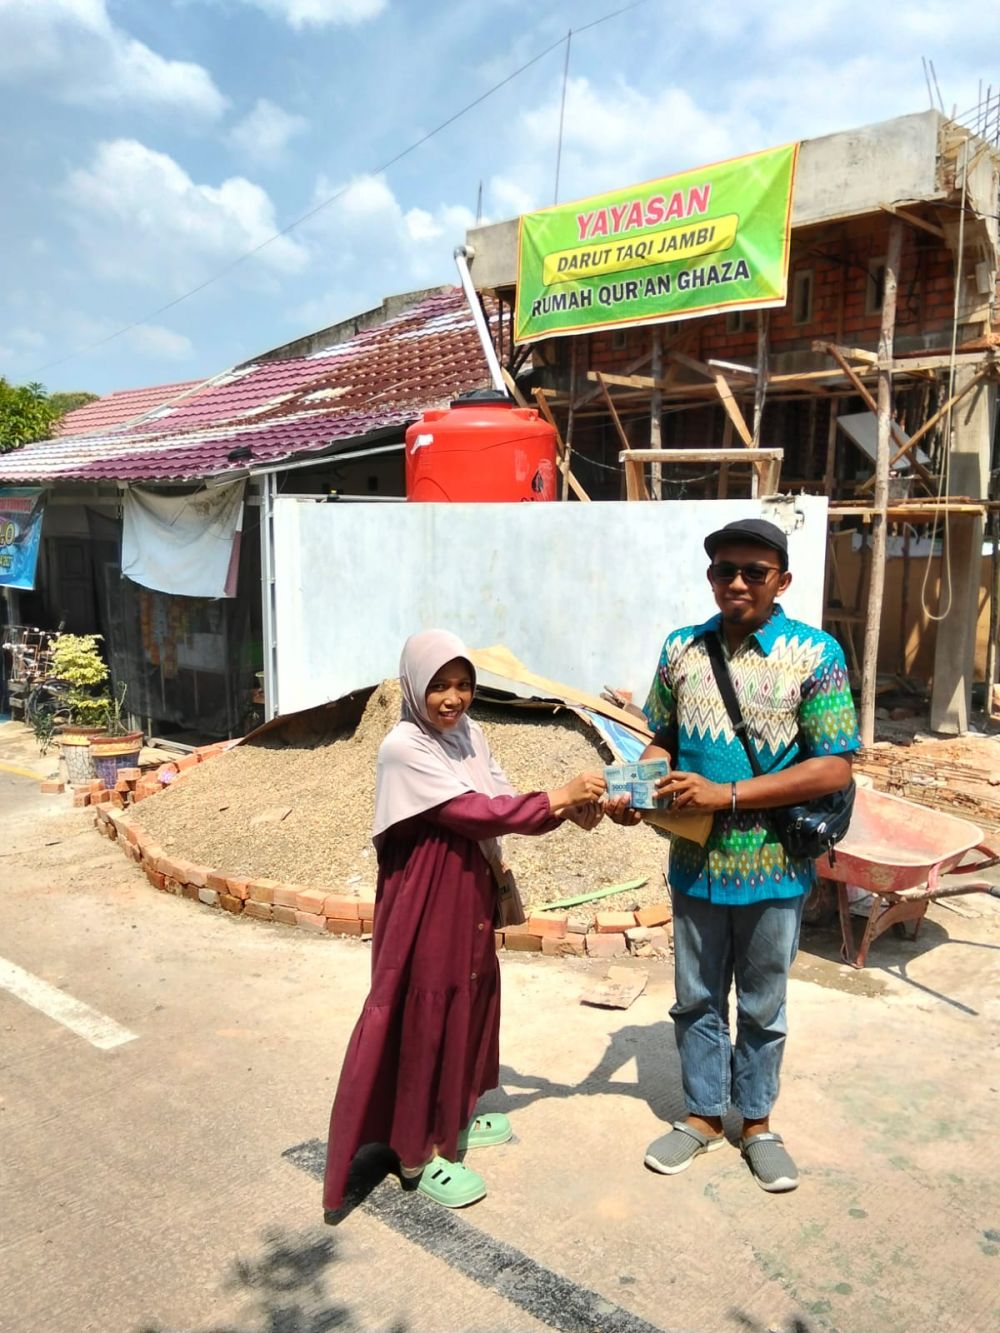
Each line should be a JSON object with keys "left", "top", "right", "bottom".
{"left": 497, "top": 901, "right": 672, "bottom": 959}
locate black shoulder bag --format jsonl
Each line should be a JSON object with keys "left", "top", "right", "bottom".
{"left": 704, "top": 632, "right": 855, "bottom": 865}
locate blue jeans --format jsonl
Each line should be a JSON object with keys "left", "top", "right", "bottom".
{"left": 670, "top": 891, "right": 805, "bottom": 1121}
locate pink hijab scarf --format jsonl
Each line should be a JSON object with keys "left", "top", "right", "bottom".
{"left": 372, "top": 629, "right": 514, "bottom": 854}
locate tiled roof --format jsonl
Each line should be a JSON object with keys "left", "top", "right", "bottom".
{"left": 54, "top": 380, "right": 207, "bottom": 436}
{"left": 2, "top": 289, "right": 493, "bottom": 483}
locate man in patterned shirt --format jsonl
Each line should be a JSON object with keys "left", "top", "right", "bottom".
{"left": 607, "top": 517, "right": 859, "bottom": 1192}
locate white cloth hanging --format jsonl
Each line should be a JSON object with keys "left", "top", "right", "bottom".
{"left": 121, "top": 481, "right": 245, "bottom": 598}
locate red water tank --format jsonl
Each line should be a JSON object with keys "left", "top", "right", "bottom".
{"left": 405, "top": 390, "right": 558, "bottom": 502}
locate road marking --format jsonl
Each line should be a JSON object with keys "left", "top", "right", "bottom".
{"left": 0, "top": 957, "right": 138, "bottom": 1050}
{"left": 0, "top": 760, "right": 45, "bottom": 781}
{"left": 285, "top": 1139, "right": 691, "bottom": 1333}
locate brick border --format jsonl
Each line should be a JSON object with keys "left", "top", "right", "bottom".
{"left": 77, "top": 744, "right": 674, "bottom": 959}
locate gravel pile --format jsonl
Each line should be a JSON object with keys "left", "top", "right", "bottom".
{"left": 132, "top": 682, "right": 671, "bottom": 910}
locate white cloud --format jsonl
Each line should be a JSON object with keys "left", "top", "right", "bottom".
{"left": 0, "top": 0, "right": 227, "bottom": 117}
{"left": 64, "top": 139, "right": 309, "bottom": 291}
{"left": 228, "top": 98, "right": 308, "bottom": 161}
{"left": 490, "top": 76, "right": 740, "bottom": 217}
{"left": 293, "top": 172, "right": 475, "bottom": 328}
{"left": 227, "top": 0, "right": 387, "bottom": 29}
{"left": 125, "top": 324, "right": 195, "bottom": 362}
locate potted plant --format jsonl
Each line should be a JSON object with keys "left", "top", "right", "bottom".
{"left": 48, "top": 634, "right": 112, "bottom": 783}
{"left": 89, "top": 685, "right": 144, "bottom": 786}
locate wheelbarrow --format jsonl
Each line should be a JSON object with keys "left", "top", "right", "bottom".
{"left": 815, "top": 786, "right": 1000, "bottom": 969}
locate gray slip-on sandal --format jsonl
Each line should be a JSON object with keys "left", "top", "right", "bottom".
{"left": 741, "top": 1131, "right": 799, "bottom": 1192}
{"left": 644, "top": 1120, "right": 726, "bottom": 1175}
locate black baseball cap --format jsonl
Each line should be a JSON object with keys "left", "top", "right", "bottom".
{"left": 704, "top": 518, "right": 789, "bottom": 570}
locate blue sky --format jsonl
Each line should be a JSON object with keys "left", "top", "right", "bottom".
{"left": 0, "top": 0, "right": 995, "bottom": 395}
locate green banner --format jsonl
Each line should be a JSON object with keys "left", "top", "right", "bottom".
{"left": 514, "top": 142, "right": 799, "bottom": 343}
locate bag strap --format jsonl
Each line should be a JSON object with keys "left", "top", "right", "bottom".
{"left": 704, "top": 631, "right": 765, "bottom": 777}
{"left": 705, "top": 631, "right": 802, "bottom": 778}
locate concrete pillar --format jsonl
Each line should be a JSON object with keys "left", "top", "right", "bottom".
{"left": 930, "top": 369, "right": 994, "bottom": 733}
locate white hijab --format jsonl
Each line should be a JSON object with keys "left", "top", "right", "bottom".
{"left": 372, "top": 629, "right": 514, "bottom": 856}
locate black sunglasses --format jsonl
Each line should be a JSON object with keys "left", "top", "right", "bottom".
{"left": 708, "top": 560, "right": 782, "bottom": 585}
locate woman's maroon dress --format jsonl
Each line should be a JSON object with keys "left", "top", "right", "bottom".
{"left": 323, "top": 791, "right": 556, "bottom": 1211}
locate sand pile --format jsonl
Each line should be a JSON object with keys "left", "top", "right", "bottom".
{"left": 132, "top": 682, "right": 671, "bottom": 907}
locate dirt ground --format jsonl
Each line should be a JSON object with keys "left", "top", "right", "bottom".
{"left": 4, "top": 718, "right": 1000, "bottom": 1333}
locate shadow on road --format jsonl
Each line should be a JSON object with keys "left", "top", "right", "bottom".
{"left": 137, "top": 1223, "right": 407, "bottom": 1333}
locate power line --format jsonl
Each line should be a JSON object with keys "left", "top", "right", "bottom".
{"left": 30, "top": 0, "right": 646, "bottom": 378}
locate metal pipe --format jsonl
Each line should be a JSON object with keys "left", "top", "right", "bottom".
{"left": 454, "top": 246, "right": 507, "bottom": 394}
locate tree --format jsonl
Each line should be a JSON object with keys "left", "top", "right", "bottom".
{"left": 49, "top": 391, "right": 100, "bottom": 417}
{"left": 0, "top": 378, "right": 61, "bottom": 453}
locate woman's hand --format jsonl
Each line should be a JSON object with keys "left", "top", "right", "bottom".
{"left": 603, "top": 793, "right": 642, "bottom": 827}
{"left": 657, "top": 771, "right": 729, "bottom": 812}
{"left": 565, "top": 801, "right": 604, "bottom": 831}
{"left": 549, "top": 771, "right": 606, "bottom": 816}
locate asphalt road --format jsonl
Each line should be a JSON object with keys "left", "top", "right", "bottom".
{"left": 3, "top": 756, "right": 1000, "bottom": 1333}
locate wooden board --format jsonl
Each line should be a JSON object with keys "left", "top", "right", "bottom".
{"left": 855, "top": 736, "right": 1000, "bottom": 832}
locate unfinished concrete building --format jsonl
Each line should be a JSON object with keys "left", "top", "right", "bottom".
{"left": 464, "top": 110, "right": 1000, "bottom": 737}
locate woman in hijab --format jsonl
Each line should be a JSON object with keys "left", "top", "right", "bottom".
{"left": 323, "top": 629, "right": 606, "bottom": 1212}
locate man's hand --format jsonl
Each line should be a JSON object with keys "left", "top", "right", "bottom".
{"left": 657, "top": 771, "right": 730, "bottom": 812}
{"left": 603, "top": 793, "right": 642, "bottom": 827}
{"left": 565, "top": 801, "right": 604, "bottom": 831}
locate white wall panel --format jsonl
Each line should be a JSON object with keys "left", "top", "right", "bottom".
{"left": 273, "top": 496, "right": 829, "bottom": 715}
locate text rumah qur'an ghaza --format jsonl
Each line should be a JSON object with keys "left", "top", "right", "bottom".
{"left": 529, "top": 259, "right": 751, "bottom": 318}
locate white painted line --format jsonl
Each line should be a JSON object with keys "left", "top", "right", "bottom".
{"left": 0, "top": 957, "right": 138, "bottom": 1050}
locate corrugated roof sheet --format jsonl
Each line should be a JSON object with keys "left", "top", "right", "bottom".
{"left": 54, "top": 380, "right": 207, "bottom": 436}
{"left": 3, "top": 289, "right": 493, "bottom": 483}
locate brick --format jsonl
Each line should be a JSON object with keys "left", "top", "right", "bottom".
{"left": 89, "top": 778, "right": 105, "bottom": 794}
{"left": 326, "top": 918, "right": 363, "bottom": 937}
{"left": 585, "top": 932, "right": 628, "bottom": 958}
{"left": 273, "top": 905, "right": 297, "bottom": 926}
{"left": 145, "top": 868, "right": 167, "bottom": 892}
{"left": 181, "top": 882, "right": 201, "bottom": 901}
{"left": 92, "top": 790, "right": 112, "bottom": 805}
{"left": 206, "top": 870, "right": 231, "bottom": 893}
{"left": 220, "top": 894, "right": 244, "bottom": 915}
{"left": 596, "top": 911, "right": 636, "bottom": 934}
{"left": 356, "top": 897, "right": 377, "bottom": 919}
{"left": 526, "top": 912, "right": 568, "bottom": 940}
{"left": 198, "top": 887, "right": 220, "bottom": 908}
{"left": 494, "top": 931, "right": 505, "bottom": 949}
{"left": 111, "top": 793, "right": 126, "bottom": 809}
{"left": 118, "top": 767, "right": 142, "bottom": 782}
{"left": 176, "top": 754, "right": 199, "bottom": 772}
{"left": 542, "top": 932, "right": 587, "bottom": 957}
{"left": 163, "top": 877, "right": 183, "bottom": 895}
{"left": 626, "top": 925, "right": 667, "bottom": 945}
{"left": 226, "top": 877, "right": 250, "bottom": 901}
{"left": 322, "top": 894, "right": 360, "bottom": 920}
{"left": 248, "top": 878, "right": 278, "bottom": 905}
{"left": 634, "top": 903, "right": 672, "bottom": 929}
{"left": 273, "top": 884, "right": 300, "bottom": 909}
{"left": 502, "top": 928, "right": 543, "bottom": 952}
{"left": 114, "top": 778, "right": 131, "bottom": 793}
{"left": 40, "top": 780, "right": 65, "bottom": 795}
{"left": 183, "top": 863, "right": 211, "bottom": 889}
{"left": 361, "top": 918, "right": 374, "bottom": 934}
{"left": 245, "top": 900, "right": 274, "bottom": 921}
{"left": 141, "top": 842, "right": 164, "bottom": 866}
{"left": 296, "top": 887, "right": 328, "bottom": 914}
{"left": 295, "top": 910, "right": 327, "bottom": 933}
{"left": 567, "top": 914, "right": 592, "bottom": 936}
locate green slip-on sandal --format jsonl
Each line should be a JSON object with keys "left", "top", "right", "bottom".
{"left": 457, "top": 1112, "right": 513, "bottom": 1151}
{"left": 741, "top": 1131, "right": 799, "bottom": 1193}
{"left": 644, "top": 1121, "right": 726, "bottom": 1175}
{"left": 416, "top": 1156, "right": 487, "bottom": 1208}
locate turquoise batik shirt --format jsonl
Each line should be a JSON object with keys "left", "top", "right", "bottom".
{"left": 643, "top": 604, "right": 860, "bottom": 905}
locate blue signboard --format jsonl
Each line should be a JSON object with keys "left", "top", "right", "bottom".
{"left": 0, "top": 488, "right": 46, "bottom": 589}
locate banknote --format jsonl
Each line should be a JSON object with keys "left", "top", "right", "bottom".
{"left": 604, "top": 760, "right": 671, "bottom": 810}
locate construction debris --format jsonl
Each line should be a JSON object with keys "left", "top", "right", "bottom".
{"left": 580, "top": 965, "right": 649, "bottom": 1010}
{"left": 855, "top": 734, "right": 1000, "bottom": 831}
